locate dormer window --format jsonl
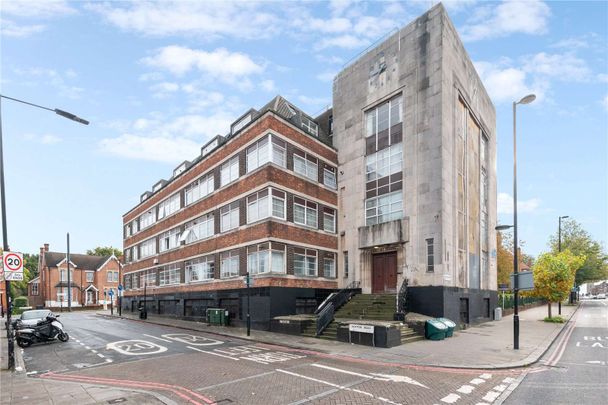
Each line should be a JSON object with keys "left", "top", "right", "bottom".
{"left": 231, "top": 114, "right": 252, "bottom": 135}
{"left": 173, "top": 163, "right": 187, "bottom": 177}
{"left": 153, "top": 182, "right": 163, "bottom": 192}
{"left": 301, "top": 117, "right": 318, "bottom": 137}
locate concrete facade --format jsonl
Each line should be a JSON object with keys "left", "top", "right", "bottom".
{"left": 333, "top": 4, "right": 497, "bottom": 322}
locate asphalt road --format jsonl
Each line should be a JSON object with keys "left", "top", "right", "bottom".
{"left": 20, "top": 312, "right": 522, "bottom": 405}
{"left": 504, "top": 299, "right": 608, "bottom": 405}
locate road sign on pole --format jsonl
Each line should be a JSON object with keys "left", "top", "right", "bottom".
{"left": 3, "top": 252, "right": 23, "bottom": 281}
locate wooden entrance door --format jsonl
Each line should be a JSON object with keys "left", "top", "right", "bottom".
{"left": 372, "top": 252, "right": 398, "bottom": 293}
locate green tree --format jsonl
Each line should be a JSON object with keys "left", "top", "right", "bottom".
{"left": 23, "top": 253, "right": 39, "bottom": 279}
{"left": 533, "top": 250, "right": 585, "bottom": 318}
{"left": 548, "top": 219, "right": 608, "bottom": 285}
{"left": 86, "top": 246, "right": 123, "bottom": 257}
{"left": 497, "top": 232, "right": 513, "bottom": 286}
{"left": 10, "top": 268, "right": 31, "bottom": 299}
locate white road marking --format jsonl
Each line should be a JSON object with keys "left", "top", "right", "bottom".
{"left": 470, "top": 378, "right": 485, "bottom": 385}
{"left": 97, "top": 353, "right": 105, "bottom": 358}
{"left": 276, "top": 368, "right": 402, "bottom": 405}
{"left": 105, "top": 359, "right": 113, "bottom": 363}
{"left": 26, "top": 371, "right": 38, "bottom": 375}
{"left": 502, "top": 377, "right": 516, "bottom": 384}
{"left": 311, "top": 363, "right": 428, "bottom": 388}
{"left": 162, "top": 333, "right": 223, "bottom": 346}
{"left": 75, "top": 339, "right": 80, "bottom": 343}
{"left": 144, "top": 334, "right": 172, "bottom": 342}
{"left": 85, "top": 346, "right": 91, "bottom": 350}
{"left": 187, "top": 346, "right": 239, "bottom": 360}
{"left": 586, "top": 360, "right": 606, "bottom": 365}
{"left": 91, "top": 350, "right": 97, "bottom": 353}
{"left": 79, "top": 342, "right": 85, "bottom": 346}
{"left": 479, "top": 373, "right": 492, "bottom": 379}
{"left": 493, "top": 384, "right": 507, "bottom": 393}
{"left": 456, "top": 385, "right": 475, "bottom": 394}
{"left": 440, "top": 393, "right": 460, "bottom": 403}
{"left": 106, "top": 340, "right": 167, "bottom": 356}
{"left": 482, "top": 390, "right": 501, "bottom": 402}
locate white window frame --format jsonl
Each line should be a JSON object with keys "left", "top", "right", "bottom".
{"left": 159, "top": 228, "right": 180, "bottom": 253}
{"left": 107, "top": 271, "right": 113, "bottom": 282}
{"left": 365, "top": 190, "right": 403, "bottom": 226}
{"left": 294, "top": 197, "right": 317, "bottom": 228}
{"left": 365, "top": 95, "right": 402, "bottom": 149}
{"left": 301, "top": 116, "right": 318, "bottom": 136}
{"left": 220, "top": 156, "right": 239, "bottom": 187}
{"left": 220, "top": 250, "right": 240, "bottom": 279}
{"left": 59, "top": 269, "right": 73, "bottom": 282}
{"left": 323, "top": 208, "right": 336, "bottom": 233}
{"left": 247, "top": 135, "right": 287, "bottom": 172}
{"left": 323, "top": 255, "right": 336, "bottom": 278}
{"left": 31, "top": 283, "right": 39, "bottom": 295}
{"left": 132, "top": 246, "right": 139, "bottom": 261}
{"left": 139, "top": 209, "right": 156, "bottom": 230}
{"left": 86, "top": 271, "right": 94, "bottom": 283}
{"left": 323, "top": 167, "right": 337, "bottom": 189}
{"left": 366, "top": 142, "right": 403, "bottom": 182}
{"left": 159, "top": 264, "right": 180, "bottom": 286}
{"left": 186, "top": 256, "right": 215, "bottom": 283}
{"left": 247, "top": 188, "right": 286, "bottom": 223}
{"left": 141, "top": 270, "right": 156, "bottom": 287}
{"left": 247, "top": 243, "right": 285, "bottom": 275}
{"left": 293, "top": 152, "right": 318, "bottom": 182}
{"left": 140, "top": 238, "right": 156, "bottom": 258}
{"left": 294, "top": 249, "right": 317, "bottom": 277}
{"left": 181, "top": 214, "right": 214, "bottom": 244}
{"left": 185, "top": 173, "right": 214, "bottom": 206}
{"left": 220, "top": 202, "right": 240, "bottom": 232}
{"left": 158, "top": 193, "right": 180, "bottom": 220}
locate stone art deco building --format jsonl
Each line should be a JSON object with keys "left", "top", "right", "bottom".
{"left": 334, "top": 4, "right": 497, "bottom": 322}
{"left": 122, "top": 3, "right": 497, "bottom": 327}
{"left": 121, "top": 96, "right": 338, "bottom": 328}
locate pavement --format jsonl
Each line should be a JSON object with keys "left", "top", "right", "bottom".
{"left": 101, "top": 302, "right": 579, "bottom": 369}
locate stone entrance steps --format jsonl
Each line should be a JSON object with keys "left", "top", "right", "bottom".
{"left": 333, "top": 294, "right": 396, "bottom": 321}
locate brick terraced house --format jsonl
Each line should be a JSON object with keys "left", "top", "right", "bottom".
{"left": 29, "top": 243, "right": 122, "bottom": 308}
{"left": 121, "top": 96, "right": 339, "bottom": 329}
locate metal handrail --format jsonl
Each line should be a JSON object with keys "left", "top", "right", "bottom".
{"left": 315, "top": 280, "right": 361, "bottom": 315}
{"left": 316, "top": 302, "right": 335, "bottom": 337}
{"left": 396, "top": 278, "right": 408, "bottom": 314}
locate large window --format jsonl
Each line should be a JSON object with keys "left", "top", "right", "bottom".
{"left": 139, "top": 209, "right": 156, "bottom": 229}
{"left": 220, "top": 156, "right": 239, "bottom": 187}
{"left": 86, "top": 271, "right": 94, "bottom": 282}
{"left": 186, "top": 256, "right": 215, "bottom": 283}
{"left": 159, "top": 228, "right": 180, "bottom": 252}
{"left": 158, "top": 193, "right": 180, "bottom": 219}
{"left": 301, "top": 116, "right": 318, "bottom": 136}
{"left": 323, "top": 207, "right": 336, "bottom": 233}
{"left": 220, "top": 250, "right": 239, "bottom": 278}
{"left": 181, "top": 214, "right": 214, "bottom": 244}
{"left": 366, "top": 143, "right": 403, "bottom": 199}
{"left": 132, "top": 246, "right": 139, "bottom": 261}
{"left": 220, "top": 201, "right": 240, "bottom": 232}
{"left": 293, "top": 150, "right": 318, "bottom": 182}
{"left": 323, "top": 166, "right": 337, "bottom": 189}
{"left": 185, "top": 174, "right": 214, "bottom": 205}
{"left": 247, "top": 242, "right": 285, "bottom": 275}
{"left": 294, "top": 196, "right": 317, "bottom": 228}
{"left": 59, "top": 269, "right": 73, "bottom": 282}
{"left": 31, "top": 283, "right": 39, "bottom": 295}
{"left": 294, "top": 248, "right": 317, "bottom": 277}
{"left": 246, "top": 135, "right": 287, "bottom": 172}
{"left": 159, "top": 264, "right": 180, "bottom": 286}
{"left": 140, "top": 270, "right": 157, "bottom": 287}
{"left": 247, "top": 188, "right": 286, "bottom": 223}
{"left": 365, "top": 94, "right": 402, "bottom": 154}
{"left": 323, "top": 254, "right": 336, "bottom": 278}
{"left": 365, "top": 191, "right": 403, "bottom": 225}
{"left": 140, "top": 238, "right": 156, "bottom": 258}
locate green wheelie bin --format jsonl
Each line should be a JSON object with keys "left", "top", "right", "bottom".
{"left": 436, "top": 318, "right": 456, "bottom": 337}
{"left": 425, "top": 319, "right": 448, "bottom": 340}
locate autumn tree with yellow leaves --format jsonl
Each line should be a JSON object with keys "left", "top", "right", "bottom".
{"left": 533, "top": 250, "right": 585, "bottom": 318}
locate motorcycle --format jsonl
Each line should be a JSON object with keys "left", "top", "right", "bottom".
{"left": 15, "top": 314, "right": 69, "bottom": 348}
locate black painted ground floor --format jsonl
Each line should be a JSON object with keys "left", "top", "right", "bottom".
{"left": 121, "top": 286, "right": 334, "bottom": 330}
{"left": 407, "top": 286, "right": 498, "bottom": 326}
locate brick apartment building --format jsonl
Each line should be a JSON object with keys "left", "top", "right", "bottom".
{"left": 121, "top": 96, "right": 339, "bottom": 329}
{"left": 122, "top": 4, "right": 497, "bottom": 328}
{"left": 28, "top": 243, "right": 121, "bottom": 308}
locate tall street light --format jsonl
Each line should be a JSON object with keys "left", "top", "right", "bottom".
{"left": 511, "top": 93, "right": 536, "bottom": 350}
{"left": 0, "top": 94, "right": 88, "bottom": 369}
{"left": 558, "top": 215, "right": 570, "bottom": 306}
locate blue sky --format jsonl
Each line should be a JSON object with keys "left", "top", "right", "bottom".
{"left": 1, "top": 0, "right": 606, "bottom": 258}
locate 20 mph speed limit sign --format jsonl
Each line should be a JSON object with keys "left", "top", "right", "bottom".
{"left": 3, "top": 252, "right": 24, "bottom": 281}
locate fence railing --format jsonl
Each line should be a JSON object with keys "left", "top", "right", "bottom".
{"left": 316, "top": 302, "right": 335, "bottom": 337}
{"left": 314, "top": 280, "right": 361, "bottom": 336}
{"left": 396, "top": 278, "right": 408, "bottom": 314}
{"left": 500, "top": 293, "right": 544, "bottom": 309}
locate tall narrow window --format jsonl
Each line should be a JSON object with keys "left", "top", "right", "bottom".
{"left": 343, "top": 251, "right": 349, "bottom": 278}
{"left": 323, "top": 166, "right": 337, "bottom": 189}
{"left": 323, "top": 254, "right": 336, "bottom": 278}
{"left": 323, "top": 207, "right": 336, "bottom": 233}
{"left": 294, "top": 197, "right": 317, "bottom": 228}
{"left": 220, "top": 201, "right": 240, "bottom": 232}
{"left": 365, "top": 95, "right": 402, "bottom": 154}
{"left": 220, "top": 156, "right": 239, "bottom": 187}
{"left": 426, "top": 238, "right": 434, "bottom": 272}
{"left": 220, "top": 250, "right": 239, "bottom": 278}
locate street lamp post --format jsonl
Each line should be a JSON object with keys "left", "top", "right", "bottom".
{"left": 0, "top": 94, "right": 88, "bottom": 369}
{"left": 558, "top": 215, "right": 570, "bottom": 307}
{"left": 511, "top": 93, "right": 536, "bottom": 350}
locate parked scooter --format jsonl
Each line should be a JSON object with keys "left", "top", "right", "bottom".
{"left": 15, "top": 314, "right": 69, "bottom": 348}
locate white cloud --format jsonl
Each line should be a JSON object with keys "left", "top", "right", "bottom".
{"left": 460, "top": 0, "right": 551, "bottom": 42}
{"left": 12, "top": 67, "right": 83, "bottom": 99}
{"left": 0, "top": 19, "right": 45, "bottom": 37}
{"left": 260, "top": 79, "right": 276, "bottom": 93}
{"left": 523, "top": 52, "right": 591, "bottom": 81}
{"left": 602, "top": 95, "right": 608, "bottom": 112}
{"left": 142, "top": 46, "right": 264, "bottom": 80}
{"left": 317, "top": 71, "right": 337, "bottom": 82}
{"left": 474, "top": 61, "right": 539, "bottom": 104}
{"left": 138, "top": 72, "right": 164, "bottom": 82}
{"left": 1, "top": 0, "right": 76, "bottom": 38}
{"left": 149, "top": 82, "right": 180, "bottom": 98}
{"left": 596, "top": 73, "right": 608, "bottom": 83}
{"left": 298, "top": 95, "right": 331, "bottom": 108}
{"left": 87, "top": 1, "right": 279, "bottom": 40}
{"left": 498, "top": 193, "right": 542, "bottom": 214}
{"left": 315, "top": 34, "right": 368, "bottom": 50}
{"left": 99, "top": 135, "right": 200, "bottom": 164}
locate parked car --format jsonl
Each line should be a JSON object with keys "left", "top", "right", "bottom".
{"left": 12, "top": 309, "right": 54, "bottom": 329}
{"left": 597, "top": 293, "right": 606, "bottom": 300}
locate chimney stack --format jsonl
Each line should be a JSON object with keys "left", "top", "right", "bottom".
{"left": 44, "top": 243, "right": 49, "bottom": 252}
